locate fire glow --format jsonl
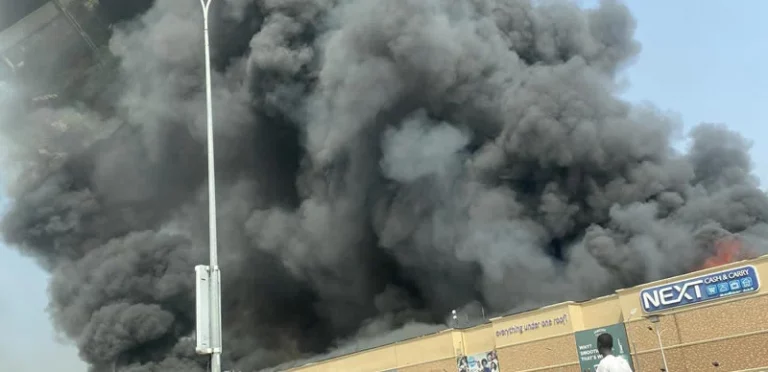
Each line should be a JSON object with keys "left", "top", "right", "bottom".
{"left": 698, "top": 236, "right": 757, "bottom": 270}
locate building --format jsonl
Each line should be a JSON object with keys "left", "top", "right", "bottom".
{"left": 0, "top": 0, "right": 126, "bottom": 190}
{"left": 0, "top": 0, "right": 112, "bottom": 102}
{"left": 285, "top": 255, "right": 768, "bottom": 372}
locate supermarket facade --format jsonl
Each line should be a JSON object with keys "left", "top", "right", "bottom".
{"left": 286, "top": 255, "right": 768, "bottom": 372}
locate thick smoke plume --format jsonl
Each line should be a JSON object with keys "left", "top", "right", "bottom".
{"left": 1, "top": 0, "right": 767, "bottom": 371}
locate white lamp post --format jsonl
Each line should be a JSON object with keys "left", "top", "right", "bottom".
{"left": 647, "top": 315, "right": 669, "bottom": 372}
{"left": 193, "top": 1, "right": 223, "bottom": 372}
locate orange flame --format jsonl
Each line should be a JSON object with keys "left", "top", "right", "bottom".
{"left": 698, "top": 236, "right": 756, "bottom": 270}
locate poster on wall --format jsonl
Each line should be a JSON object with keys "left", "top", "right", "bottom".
{"left": 574, "top": 323, "right": 634, "bottom": 372}
{"left": 457, "top": 350, "right": 500, "bottom": 372}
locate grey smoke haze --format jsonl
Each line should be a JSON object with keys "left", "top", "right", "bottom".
{"left": 1, "top": 0, "right": 767, "bottom": 371}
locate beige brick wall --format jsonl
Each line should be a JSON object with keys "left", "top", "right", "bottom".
{"left": 632, "top": 332, "right": 768, "bottom": 372}
{"left": 497, "top": 334, "right": 578, "bottom": 371}
{"left": 398, "top": 358, "right": 455, "bottom": 372}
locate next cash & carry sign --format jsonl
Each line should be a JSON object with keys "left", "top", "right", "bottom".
{"left": 640, "top": 265, "right": 760, "bottom": 313}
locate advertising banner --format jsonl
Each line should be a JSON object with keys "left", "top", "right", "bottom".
{"left": 457, "top": 350, "right": 499, "bottom": 372}
{"left": 574, "top": 323, "right": 633, "bottom": 372}
{"left": 640, "top": 265, "right": 760, "bottom": 313}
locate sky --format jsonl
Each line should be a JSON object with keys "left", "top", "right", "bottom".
{"left": 0, "top": 1, "right": 765, "bottom": 371}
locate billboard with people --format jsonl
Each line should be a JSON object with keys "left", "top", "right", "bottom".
{"left": 457, "top": 350, "right": 499, "bottom": 372}
{"left": 574, "top": 323, "right": 633, "bottom": 372}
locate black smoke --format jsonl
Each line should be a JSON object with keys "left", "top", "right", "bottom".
{"left": 1, "top": 0, "right": 767, "bottom": 371}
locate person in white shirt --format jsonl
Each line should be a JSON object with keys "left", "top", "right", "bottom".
{"left": 595, "top": 333, "right": 633, "bottom": 372}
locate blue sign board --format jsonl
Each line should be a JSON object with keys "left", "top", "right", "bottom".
{"left": 640, "top": 265, "right": 760, "bottom": 313}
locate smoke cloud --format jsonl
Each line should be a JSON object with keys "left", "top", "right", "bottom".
{"left": 1, "top": 0, "right": 767, "bottom": 370}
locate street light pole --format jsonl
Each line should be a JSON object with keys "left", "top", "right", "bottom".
{"left": 194, "top": 1, "right": 223, "bottom": 372}
{"left": 653, "top": 326, "right": 669, "bottom": 372}
{"left": 648, "top": 315, "right": 669, "bottom": 372}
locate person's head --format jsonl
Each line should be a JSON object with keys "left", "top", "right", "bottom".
{"left": 482, "top": 359, "right": 488, "bottom": 366}
{"left": 597, "top": 333, "right": 613, "bottom": 355}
